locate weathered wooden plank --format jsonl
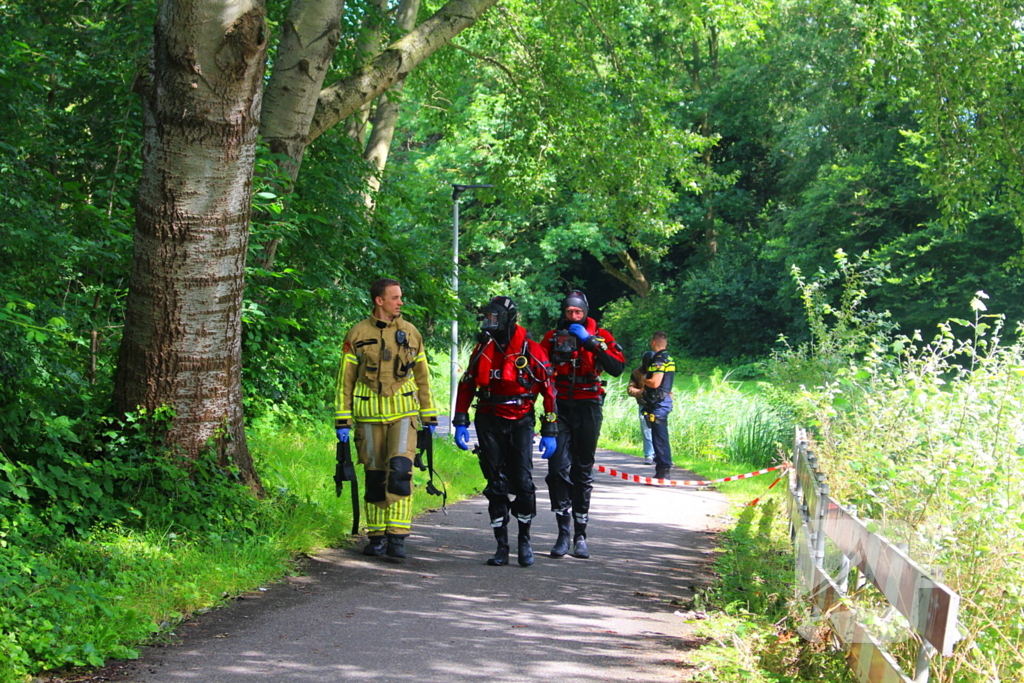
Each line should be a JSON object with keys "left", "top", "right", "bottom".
{"left": 821, "top": 497, "right": 961, "bottom": 656}
{"left": 811, "top": 565, "right": 916, "bottom": 683}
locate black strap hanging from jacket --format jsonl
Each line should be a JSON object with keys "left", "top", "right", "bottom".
{"left": 334, "top": 440, "right": 359, "bottom": 535}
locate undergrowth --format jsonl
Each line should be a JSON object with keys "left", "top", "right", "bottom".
{"left": 0, "top": 415, "right": 482, "bottom": 683}
{"left": 685, "top": 499, "right": 854, "bottom": 683}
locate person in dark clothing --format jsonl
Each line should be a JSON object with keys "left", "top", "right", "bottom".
{"left": 627, "top": 350, "right": 657, "bottom": 464}
{"left": 540, "top": 290, "right": 626, "bottom": 559}
{"left": 452, "top": 296, "right": 558, "bottom": 567}
{"left": 643, "top": 331, "right": 676, "bottom": 480}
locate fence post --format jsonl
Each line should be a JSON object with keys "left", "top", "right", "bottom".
{"left": 914, "top": 641, "right": 935, "bottom": 683}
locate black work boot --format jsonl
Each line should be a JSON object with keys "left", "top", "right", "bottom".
{"left": 487, "top": 526, "right": 510, "bottom": 566}
{"left": 362, "top": 536, "right": 386, "bottom": 556}
{"left": 550, "top": 513, "right": 572, "bottom": 558}
{"left": 571, "top": 522, "right": 589, "bottom": 559}
{"left": 385, "top": 533, "right": 407, "bottom": 559}
{"left": 517, "top": 521, "right": 535, "bottom": 567}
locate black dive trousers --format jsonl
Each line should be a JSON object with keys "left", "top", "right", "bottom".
{"left": 475, "top": 411, "right": 537, "bottom": 526}
{"left": 545, "top": 398, "right": 602, "bottom": 523}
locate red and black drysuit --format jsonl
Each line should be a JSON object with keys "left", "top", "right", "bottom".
{"left": 453, "top": 324, "right": 558, "bottom": 528}
{"left": 540, "top": 318, "right": 625, "bottom": 534}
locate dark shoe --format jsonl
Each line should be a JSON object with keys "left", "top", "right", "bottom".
{"left": 549, "top": 513, "right": 571, "bottom": 558}
{"left": 487, "top": 526, "right": 510, "bottom": 566}
{"left": 517, "top": 521, "right": 534, "bottom": 567}
{"left": 571, "top": 535, "right": 590, "bottom": 559}
{"left": 385, "top": 534, "right": 407, "bottom": 559}
{"left": 363, "top": 536, "right": 387, "bottom": 556}
{"left": 654, "top": 466, "right": 671, "bottom": 480}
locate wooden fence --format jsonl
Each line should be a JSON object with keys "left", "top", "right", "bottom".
{"left": 787, "top": 427, "right": 961, "bottom": 683}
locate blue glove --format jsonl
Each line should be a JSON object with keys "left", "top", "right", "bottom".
{"left": 539, "top": 436, "right": 557, "bottom": 459}
{"left": 427, "top": 424, "right": 437, "bottom": 435}
{"left": 568, "top": 323, "right": 590, "bottom": 342}
{"left": 454, "top": 425, "right": 470, "bottom": 450}
{"left": 336, "top": 427, "right": 350, "bottom": 443}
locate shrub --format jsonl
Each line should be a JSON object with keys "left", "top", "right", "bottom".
{"left": 798, "top": 296, "right": 1024, "bottom": 682}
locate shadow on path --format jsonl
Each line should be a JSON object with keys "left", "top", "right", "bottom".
{"left": 118, "top": 449, "right": 729, "bottom": 683}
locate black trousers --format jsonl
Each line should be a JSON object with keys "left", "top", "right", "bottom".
{"left": 475, "top": 411, "right": 537, "bottom": 526}
{"left": 545, "top": 398, "right": 602, "bottom": 524}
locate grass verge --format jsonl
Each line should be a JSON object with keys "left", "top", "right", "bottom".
{"left": 681, "top": 497, "right": 854, "bottom": 682}
{"left": 13, "top": 423, "right": 484, "bottom": 683}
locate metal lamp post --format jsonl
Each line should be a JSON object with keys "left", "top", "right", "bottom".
{"left": 449, "top": 183, "right": 492, "bottom": 434}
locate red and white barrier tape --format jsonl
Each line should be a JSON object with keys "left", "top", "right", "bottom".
{"left": 595, "top": 462, "right": 792, "bottom": 488}
{"left": 747, "top": 473, "right": 786, "bottom": 506}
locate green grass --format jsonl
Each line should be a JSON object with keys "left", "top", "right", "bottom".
{"left": 0, "top": 510, "right": 301, "bottom": 681}
{"left": 684, "top": 500, "right": 854, "bottom": 683}
{"left": 600, "top": 373, "right": 793, "bottom": 471}
{"left": 252, "top": 422, "right": 486, "bottom": 539}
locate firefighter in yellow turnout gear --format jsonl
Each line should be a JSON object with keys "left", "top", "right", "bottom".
{"left": 334, "top": 278, "right": 438, "bottom": 559}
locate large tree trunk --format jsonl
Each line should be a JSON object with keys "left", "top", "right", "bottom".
{"left": 114, "top": 0, "right": 269, "bottom": 493}
{"left": 308, "top": 0, "right": 498, "bottom": 142}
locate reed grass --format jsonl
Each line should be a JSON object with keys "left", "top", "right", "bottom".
{"left": 600, "top": 373, "right": 792, "bottom": 470}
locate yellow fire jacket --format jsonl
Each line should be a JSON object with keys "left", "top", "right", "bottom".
{"left": 334, "top": 316, "right": 438, "bottom": 428}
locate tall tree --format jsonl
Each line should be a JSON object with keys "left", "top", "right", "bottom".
{"left": 256, "top": 0, "right": 494, "bottom": 269}
{"left": 113, "top": 0, "right": 269, "bottom": 490}
{"left": 114, "top": 0, "right": 497, "bottom": 486}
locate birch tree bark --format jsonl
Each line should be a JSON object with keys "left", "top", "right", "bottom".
{"left": 361, "top": 0, "right": 421, "bottom": 207}
{"left": 258, "top": 0, "right": 345, "bottom": 269}
{"left": 257, "top": 0, "right": 493, "bottom": 267}
{"left": 309, "top": 0, "right": 498, "bottom": 142}
{"left": 260, "top": 0, "right": 345, "bottom": 182}
{"left": 114, "top": 0, "right": 269, "bottom": 492}
{"left": 261, "top": 0, "right": 495, "bottom": 179}
{"left": 344, "top": 0, "right": 389, "bottom": 146}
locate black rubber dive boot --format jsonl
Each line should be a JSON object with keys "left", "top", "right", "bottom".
{"left": 571, "top": 522, "right": 589, "bottom": 559}
{"left": 549, "top": 513, "right": 572, "bottom": 558}
{"left": 362, "top": 536, "right": 387, "bottom": 556}
{"left": 517, "top": 521, "right": 535, "bottom": 567}
{"left": 487, "top": 526, "right": 510, "bottom": 566}
{"left": 385, "top": 533, "right": 407, "bottom": 559}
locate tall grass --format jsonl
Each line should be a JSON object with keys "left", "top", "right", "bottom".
{"left": 600, "top": 372, "right": 793, "bottom": 470}
{"left": 687, "top": 500, "right": 855, "bottom": 683}
{"left": 252, "top": 421, "right": 486, "bottom": 530}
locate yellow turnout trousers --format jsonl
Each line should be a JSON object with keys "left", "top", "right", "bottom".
{"left": 354, "top": 417, "right": 418, "bottom": 537}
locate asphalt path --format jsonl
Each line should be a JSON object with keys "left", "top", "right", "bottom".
{"left": 120, "top": 444, "right": 728, "bottom": 683}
